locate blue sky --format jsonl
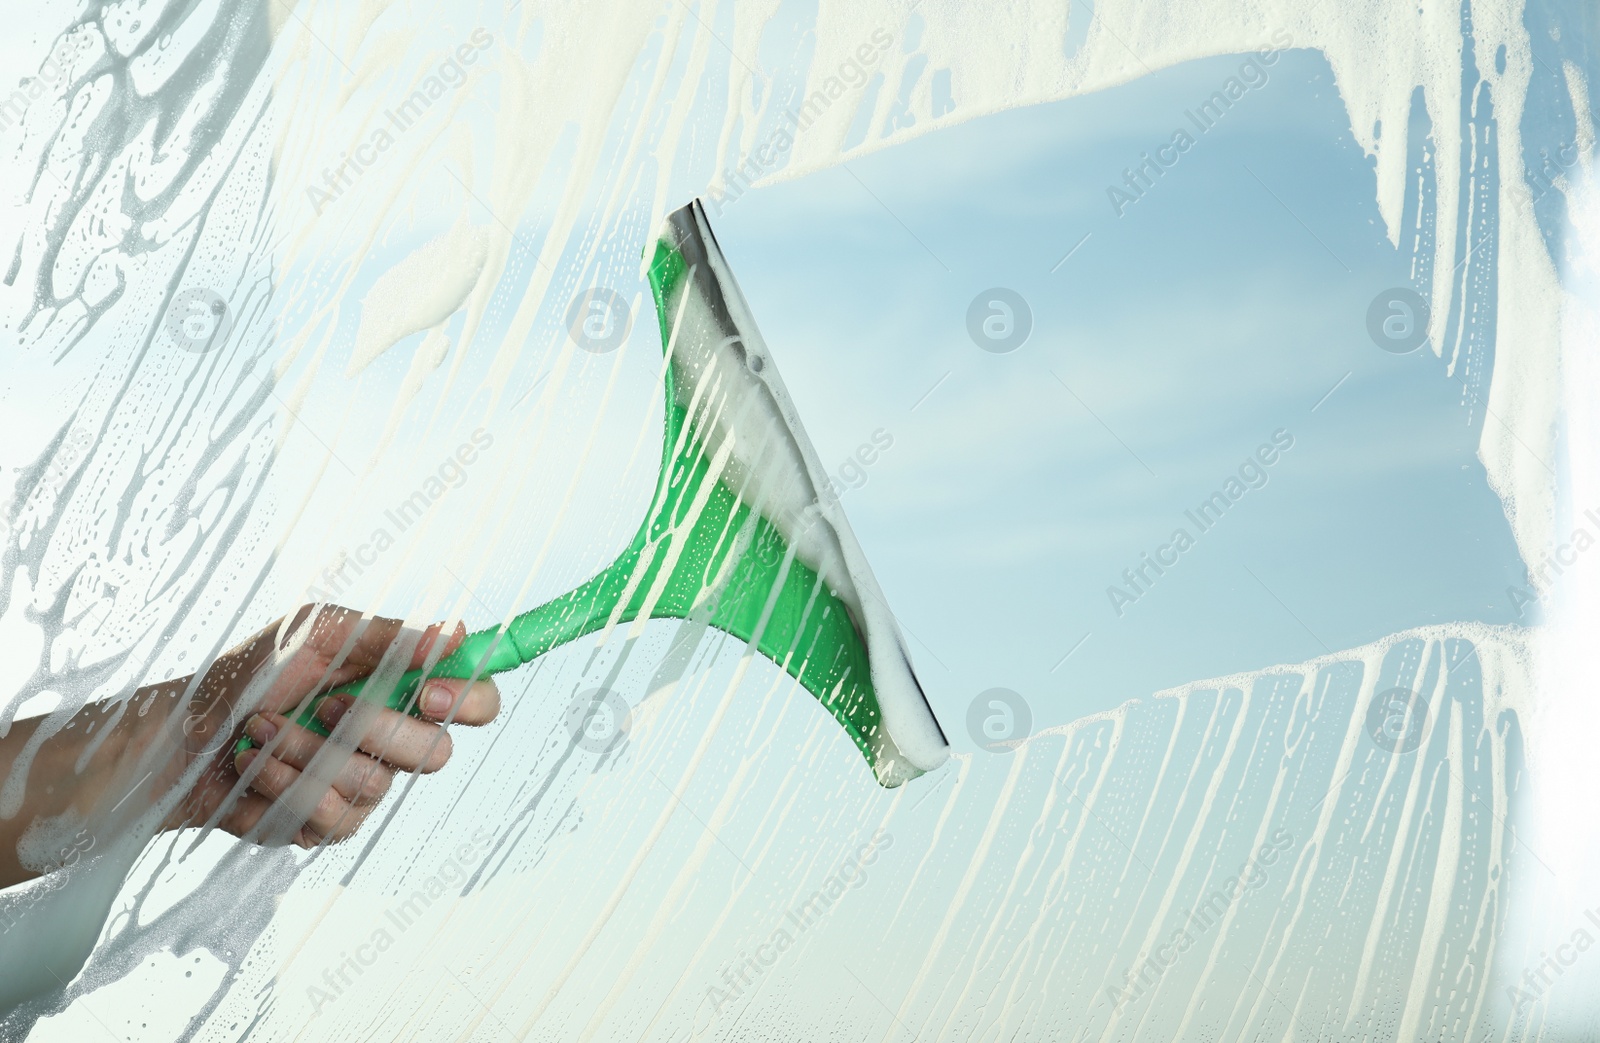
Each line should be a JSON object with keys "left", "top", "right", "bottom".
{"left": 712, "top": 47, "right": 1527, "bottom": 735}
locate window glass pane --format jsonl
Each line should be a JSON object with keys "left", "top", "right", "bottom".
{"left": 0, "top": 1, "right": 1592, "bottom": 1040}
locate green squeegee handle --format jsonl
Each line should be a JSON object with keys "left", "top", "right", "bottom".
{"left": 232, "top": 626, "right": 521, "bottom": 758}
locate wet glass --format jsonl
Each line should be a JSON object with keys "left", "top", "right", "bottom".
{"left": 0, "top": 1, "right": 1593, "bottom": 1040}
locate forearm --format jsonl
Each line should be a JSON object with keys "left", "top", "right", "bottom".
{"left": 0, "top": 684, "right": 182, "bottom": 890}
{"left": 0, "top": 609, "right": 490, "bottom": 889}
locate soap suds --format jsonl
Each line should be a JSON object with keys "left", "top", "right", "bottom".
{"left": 347, "top": 222, "right": 489, "bottom": 377}
{"left": 0, "top": 0, "right": 1587, "bottom": 1037}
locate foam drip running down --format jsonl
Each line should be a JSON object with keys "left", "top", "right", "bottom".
{"left": 108, "top": 625, "right": 1531, "bottom": 1041}
{"left": 0, "top": 0, "right": 1588, "bottom": 1039}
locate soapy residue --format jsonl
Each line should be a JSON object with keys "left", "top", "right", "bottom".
{"left": 346, "top": 221, "right": 490, "bottom": 377}
{"left": 0, "top": 0, "right": 1590, "bottom": 1039}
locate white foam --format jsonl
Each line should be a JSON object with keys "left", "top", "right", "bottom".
{"left": 0, "top": 0, "right": 1586, "bottom": 1033}
{"left": 347, "top": 221, "right": 489, "bottom": 377}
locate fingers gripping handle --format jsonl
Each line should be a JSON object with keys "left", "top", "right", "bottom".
{"left": 229, "top": 669, "right": 427, "bottom": 757}
{"left": 232, "top": 628, "right": 519, "bottom": 758}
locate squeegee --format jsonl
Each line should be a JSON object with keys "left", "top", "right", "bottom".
{"left": 240, "top": 201, "right": 949, "bottom": 787}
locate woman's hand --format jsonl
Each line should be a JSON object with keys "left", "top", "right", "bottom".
{"left": 0, "top": 604, "right": 500, "bottom": 888}
{"left": 157, "top": 604, "right": 501, "bottom": 848}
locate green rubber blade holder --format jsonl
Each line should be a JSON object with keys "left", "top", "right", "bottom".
{"left": 236, "top": 206, "right": 901, "bottom": 784}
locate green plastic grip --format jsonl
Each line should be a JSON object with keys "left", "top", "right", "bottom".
{"left": 231, "top": 627, "right": 518, "bottom": 758}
